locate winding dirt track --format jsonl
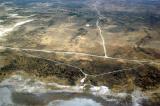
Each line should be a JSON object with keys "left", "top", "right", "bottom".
{"left": 24, "top": 52, "right": 143, "bottom": 82}
{"left": 0, "top": 19, "right": 34, "bottom": 37}
{"left": 96, "top": 19, "right": 108, "bottom": 58}
{"left": 95, "top": 1, "right": 108, "bottom": 58}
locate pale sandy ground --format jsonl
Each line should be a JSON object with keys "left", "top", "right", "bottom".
{"left": 0, "top": 19, "right": 34, "bottom": 37}
{"left": 0, "top": 73, "right": 145, "bottom": 106}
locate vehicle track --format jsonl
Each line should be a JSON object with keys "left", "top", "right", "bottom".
{"left": 0, "top": 46, "right": 159, "bottom": 65}
{"left": 94, "top": 1, "right": 108, "bottom": 58}
{"left": 24, "top": 52, "right": 143, "bottom": 84}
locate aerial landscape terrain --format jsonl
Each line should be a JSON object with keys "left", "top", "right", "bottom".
{"left": 0, "top": 0, "right": 160, "bottom": 106}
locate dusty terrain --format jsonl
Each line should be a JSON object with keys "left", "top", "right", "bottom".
{"left": 0, "top": 0, "right": 160, "bottom": 106}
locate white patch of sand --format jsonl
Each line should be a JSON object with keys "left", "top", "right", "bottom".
{"left": 0, "top": 20, "right": 4, "bottom": 23}
{"left": 0, "top": 74, "right": 111, "bottom": 95}
{"left": 0, "top": 75, "right": 46, "bottom": 93}
{"left": 85, "top": 24, "right": 90, "bottom": 27}
{"left": 90, "top": 86, "right": 110, "bottom": 95}
{"left": 0, "top": 74, "right": 148, "bottom": 106}
{"left": 14, "top": 19, "right": 33, "bottom": 27}
{"left": 8, "top": 13, "right": 18, "bottom": 17}
{"left": 80, "top": 74, "right": 87, "bottom": 84}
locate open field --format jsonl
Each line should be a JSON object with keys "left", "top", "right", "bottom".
{"left": 0, "top": 0, "right": 160, "bottom": 106}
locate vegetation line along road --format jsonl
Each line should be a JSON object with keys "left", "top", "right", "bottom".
{"left": 24, "top": 52, "right": 143, "bottom": 84}
{"left": 0, "top": 46, "right": 159, "bottom": 65}
{"left": 25, "top": 52, "right": 88, "bottom": 84}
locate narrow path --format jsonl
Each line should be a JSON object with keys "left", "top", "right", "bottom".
{"left": 94, "top": 2, "right": 108, "bottom": 58}
{"left": 0, "top": 46, "right": 104, "bottom": 57}
{"left": 24, "top": 52, "right": 143, "bottom": 82}
{"left": 96, "top": 19, "right": 108, "bottom": 58}
{"left": 0, "top": 46, "right": 159, "bottom": 65}
{"left": 25, "top": 52, "right": 89, "bottom": 84}
{"left": 25, "top": 52, "right": 87, "bottom": 75}
{"left": 0, "top": 19, "right": 34, "bottom": 37}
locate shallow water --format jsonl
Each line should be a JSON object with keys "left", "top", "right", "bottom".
{"left": 0, "top": 86, "right": 134, "bottom": 106}
{"left": 0, "top": 87, "right": 13, "bottom": 106}
{"left": 47, "top": 98, "right": 102, "bottom": 106}
{"left": 0, "top": 75, "right": 155, "bottom": 106}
